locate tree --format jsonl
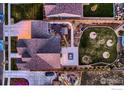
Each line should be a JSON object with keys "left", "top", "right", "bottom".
{"left": 5, "top": 4, "right": 44, "bottom": 23}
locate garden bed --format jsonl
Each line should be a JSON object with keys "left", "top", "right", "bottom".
{"left": 79, "top": 27, "right": 117, "bottom": 65}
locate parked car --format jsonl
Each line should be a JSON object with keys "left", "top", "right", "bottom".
{"left": 45, "top": 72, "right": 55, "bottom": 76}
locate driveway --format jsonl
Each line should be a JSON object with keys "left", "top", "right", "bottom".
{"left": 5, "top": 71, "right": 57, "bottom": 85}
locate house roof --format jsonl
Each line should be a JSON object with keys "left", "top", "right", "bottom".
{"left": 31, "top": 21, "right": 51, "bottom": 38}
{"left": 25, "top": 54, "right": 60, "bottom": 70}
{"left": 24, "top": 39, "right": 48, "bottom": 55}
{"left": 16, "top": 58, "right": 26, "bottom": 63}
{"left": 17, "top": 36, "right": 61, "bottom": 70}
{"left": 11, "top": 20, "right": 49, "bottom": 39}
{"left": 17, "top": 36, "right": 60, "bottom": 57}
{"left": 17, "top": 39, "right": 27, "bottom": 47}
{"left": 22, "top": 50, "right": 31, "bottom": 58}
{"left": 17, "top": 21, "right": 32, "bottom": 39}
{"left": 16, "top": 20, "right": 61, "bottom": 70}
{"left": 45, "top": 3, "right": 83, "bottom": 17}
{"left": 25, "top": 57, "right": 53, "bottom": 70}
{"left": 38, "top": 36, "right": 61, "bottom": 53}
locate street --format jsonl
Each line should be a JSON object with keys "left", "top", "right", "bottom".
{"left": 0, "top": 4, "right": 3, "bottom": 85}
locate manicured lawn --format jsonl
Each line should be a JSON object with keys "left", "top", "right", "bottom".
{"left": 83, "top": 3, "right": 113, "bottom": 17}
{"left": 79, "top": 27, "right": 117, "bottom": 65}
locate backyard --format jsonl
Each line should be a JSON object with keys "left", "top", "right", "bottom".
{"left": 83, "top": 3, "right": 114, "bottom": 17}
{"left": 5, "top": 4, "right": 43, "bottom": 24}
{"left": 79, "top": 27, "right": 117, "bottom": 65}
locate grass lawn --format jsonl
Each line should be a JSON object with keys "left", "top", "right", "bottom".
{"left": 79, "top": 27, "right": 117, "bottom": 65}
{"left": 83, "top": 3, "right": 113, "bottom": 17}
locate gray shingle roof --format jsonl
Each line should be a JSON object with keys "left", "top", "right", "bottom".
{"left": 24, "top": 55, "right": 53, "bottom": 70}
{"left": 38, "top": 36, "right": 61, "bottom": 53}
{"left": 25, "top": 39, "right": 48, "bottom": 55}
{"left": 17, "top": 37, "right": 60, "bottom": 57}
{"left": 16, "top": 21, "right": 61, "bottom": 70}
{"left": 31, "top": 20, "right": 51, "bottom": 38}
{"left": 17, "top": 47, "right": 26, "bottom": 55}
{"left": 17, "top": 39, "right": 27, "bottom": 47}
{"left": 16, "top": 58, "right": 26, "bottom": 63}
{"left": 17, "top": 39, "right": 48, "bottom": 56}
{"left": 47, "top": 3, "right": 83, "bottom": 16}
{"left": 22, "top": 50, "right": 31, "bottom": 58}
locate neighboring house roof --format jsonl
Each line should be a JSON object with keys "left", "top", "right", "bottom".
{"left": 45, "top": 3, "right": 83, "bottom": 17}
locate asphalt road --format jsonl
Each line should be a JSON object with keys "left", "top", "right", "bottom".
{"left": 0, "top": 4, "right": 3, "bottom": 85}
